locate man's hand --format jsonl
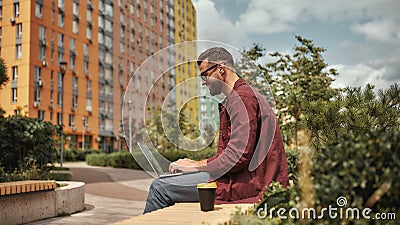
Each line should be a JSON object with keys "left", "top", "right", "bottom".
{"left": 169, "top": 158, "right": 204, "bottom": 173}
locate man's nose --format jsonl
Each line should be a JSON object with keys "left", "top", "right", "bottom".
{"left": 201, "top": 79, "right": 207, "bottom": 86}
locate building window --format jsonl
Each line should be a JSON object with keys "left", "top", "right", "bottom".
{"left": 84, "top": 60, "right": 89, "bottom": 73}
{"left": 105, "top": 2, "right": 113, "bottom": 17}
{"left": 51, "top": 1, "right": 55, "bottom": 24}
{"left": 105, "top": 19, "right": 112, "bottom": 33}
{"left": 51, "top": 31, "right": 55, "bottom": 62}
{"left": 120, "top": 42, "right": 124, "bottom": 53}
{"left": 57, "top": 72, "right": 63, "bottom": 88}
{"left": 69, "top": 114, "right": 75, "bottom": 127}
{"left": 58, "top": 0, "right": 64, "bottom": 8}
{"left": 14, "top": 2, "right": 20, "bottom": 18}
{"left": 12, "top": 66, "right": 18, "bottom": 80}
{"left": 11, "top": 88, "right": 17, "bottom": 103}
{"left": 34, "top": 87, "right": 41, "bottom": 102}
{"left": 70, "top": 38, "right": 76, "bottom": 69}
{"left": 84, "top": 43, "right": 89, "bottom": 56}
{"left": 72, "top": 76, "right": 78, "bottom": 91}
{"left": 58, "top": 33, "right": 64, "bottom": 47}
{"left": 39, "top": 27, "right": 46, "bottom": 60}
{"left": 57, "top": 91, "right": 62, "bottom": 106}
{"left": 39, "top": 46, "right": 46, "bottom": 60}
{"left": 58, "top": 13, "right": 64, "bottom": 28}
{"left": 34, "top": 66, "right": 42, "bottom": 81}
{"left": 73, "top": 2, "right": 79, "bottom": 16}
{"left": 86, "top": 9, "right": 92, "bottom": 22}
{"left": 16, "top": 23, "right": 22, "bottom": 38}
{"left": 86, "top": 98, "right": 92, "bottom": 112}
{"left": 38, "top": 110, "right": 45, "bottom": 120}
{"left": 72, "top": 95, "right": 78, "bottom": 109}
{"left": 57, "top": 113, "right": 62, "bottom": 126}
{"left": 58, "top": 51, "right": 64, "bottom": 63}
{"left": 105, "top": 51, "right": 112, "bottom": 64}
{"left": 73, "top": 20, "right": 79, "bottom": 33}
{"left": 16, "top": 44, "right": 22, "bottom": 59}
{"left": 70, "top": 54, "right": 76, "bottom": 70}
{"left": 99, "top": 0, "right": 104, "bottom": 12}
{"left": 98, "top": 14, "right": 104, "bottom": 27}
{"left": 98, "top": 31, "right": 104, "bottom": 45}
{"left": 86, "top": 27, "right": 92, "bottom": 39}
{"left": 120, "top": 13, "right": 125, "bottom": 26}
{"left": 86, "top": 80, "right": 92, "bottom": 92}
{"left": 35, "top": 2, "right": 43, "bottom": 18}
{"left": 39, "top": 26, "right": 46, "bottom": 40}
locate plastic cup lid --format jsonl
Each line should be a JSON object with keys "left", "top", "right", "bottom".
{"left": 197, "top": 182, "right": 217, "bottom": 188}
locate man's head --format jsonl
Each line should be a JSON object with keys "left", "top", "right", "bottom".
{"left": 197, "top": 47, "right": 235, "bottom": 96}
{"left": 197, "top": 47, "right": 234, "bottom": 68}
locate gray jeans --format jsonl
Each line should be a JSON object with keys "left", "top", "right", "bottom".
{"left": 143, "top": 172, "right": 210, "bottom": 214}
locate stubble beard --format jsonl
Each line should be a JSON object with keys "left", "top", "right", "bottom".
{"left": 209, "top": 80, "right": 222, "bottom": 96}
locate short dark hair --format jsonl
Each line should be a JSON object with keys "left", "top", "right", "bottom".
{"left": 197, "top": 47, "right": 234, "bottom": 67}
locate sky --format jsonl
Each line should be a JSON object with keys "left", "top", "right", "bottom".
{"left": 192, "top": 0, "right": 400, "bottom": 91}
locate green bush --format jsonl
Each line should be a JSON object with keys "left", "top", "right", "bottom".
{"left": 285, "top": 148, "right": 298, "bottom": 183}
{"left": 86, "top": 151, "right": 141, "bottom": 169}
{"left": 0, "top": 163, "right": 72, "bottom": 183}
{"left": 108, "top": 151, "right": 141, "bottom": 169}
{"left": 63, "top": 148, "right": 102, "bottom": 162}
{"left": 312, "top": 130, "right": 400, "bottom": 224}
{"left": 84, "top": 146, "right": 217, "bottom": 170}
{"left": 86, "top": 153, "right": 109, "bottom": 167}
{"left": 158, "top": 146, "right": 217, "bottom": 162}
{"left": 0, "top": 116, "right": 58, "bottom": 173}
{"left": 47, "top": 171, "right": 72, "bottom": 181}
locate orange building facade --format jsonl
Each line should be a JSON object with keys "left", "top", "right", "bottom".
{"left": 0, "top": 0, "right": 196, "bottom": 152}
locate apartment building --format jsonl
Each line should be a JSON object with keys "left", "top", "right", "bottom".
{"left": 0, "top": 0, "right": 197, "bottom": 152}
{"left": 173, "top": 0, "right": 198, "bottom": 128}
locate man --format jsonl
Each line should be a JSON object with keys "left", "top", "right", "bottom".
{"left": 143, "top": 47, "right": 289, "bottom": 214}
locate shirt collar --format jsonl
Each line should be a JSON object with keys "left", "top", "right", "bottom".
{"left": 232, "top": 78, "right": 246, "bottom": 91}
{"left": 220, "top": 78, "right": 246, "bottom": 106}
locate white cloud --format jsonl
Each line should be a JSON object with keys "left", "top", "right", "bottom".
{"left": 192, "top": 0, "right": 248, "bottom": 47}
{"left": 235, "top": 0, "right": 307, "bottom": 34}
{"left": 351, "top": 20, "right": 399, "bottom": 43}
{"left": 332, "top": 64, "right": 389, "bottom": 90}
{"left": 193, "top": 0, "right": 400, "bottom": 90}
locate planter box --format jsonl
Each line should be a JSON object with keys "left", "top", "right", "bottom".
{"left": 0, "top": 181, "right": 85, "bottom": 225}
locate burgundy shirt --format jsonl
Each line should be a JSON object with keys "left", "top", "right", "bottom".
{"left": 204, "top": 79, "right": 289, "bottom": 203}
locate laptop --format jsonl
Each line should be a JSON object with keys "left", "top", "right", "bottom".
{"left": 137, "top": 142, "right": 186, "bottom": 178}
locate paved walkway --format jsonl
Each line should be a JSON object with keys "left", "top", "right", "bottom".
{"left": 29, "top": 162, "right": 154, "bottom": 225}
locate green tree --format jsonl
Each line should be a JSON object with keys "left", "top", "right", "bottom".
{"left": 0, "top": 57, "right": 8, "bottom": 88}
{"left": 236, "top": 44, "right": 276, "bottom": 112}
{"left": 266, "top": 36, "right": 339, "bottom": 146}
{"left": 0, "top": 57, "right": 9, "bottom": 116}
{"left": 305, "top": 83, "right": 400, "bottom": 150}
{"left": 0, "top": 116, "right": 58, "bottom": 173}
{"left": 239, "top": 37, "right": 339, "bottom": 147}
{"left": 144, "top": 105, "right": 200, "bottom": 152}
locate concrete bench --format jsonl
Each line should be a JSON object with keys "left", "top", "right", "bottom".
{"left": 0, "top": 181, "right": 85, "bottom": 225}
{"left": 0, "top": 180, "right": 56, "bottom": 196}
{"left": 111, "top": 203, "right": 253, "bottom": 225}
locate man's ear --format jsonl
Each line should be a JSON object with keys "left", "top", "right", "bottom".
{"left": 218, "top": 65, "right": 225, "bottom": 75}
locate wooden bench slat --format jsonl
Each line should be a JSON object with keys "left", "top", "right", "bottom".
{"left": 0, "top": 180, "right": 57, "bottom": 196}
{"left": 111, "top": 203, "right": 253, "bottom": 225}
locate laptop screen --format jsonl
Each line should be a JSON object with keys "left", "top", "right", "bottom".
{"left": 137, "top": 142, "right": 166, "bottom": 176}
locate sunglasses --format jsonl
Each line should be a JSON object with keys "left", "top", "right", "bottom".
{"left": 199, "top": 64, "right": 219, "bottom": 81}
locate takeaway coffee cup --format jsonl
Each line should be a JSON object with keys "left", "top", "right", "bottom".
{"left": 197, "top": 182, "right": 217, "bottom": 211}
